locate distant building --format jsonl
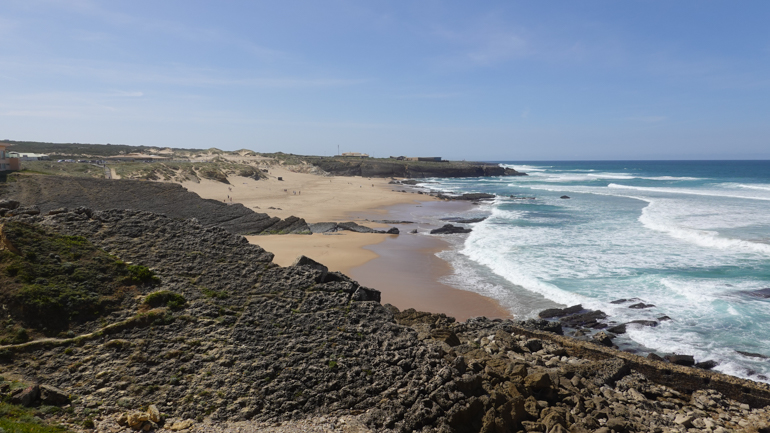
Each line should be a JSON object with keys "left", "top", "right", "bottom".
{"left": 8, "top": 152, "right": 50, "bottom": 161}
{"left": 340, "top": 152, "right": 369, "bottom": 158}
{"left": 0, "top": 144, "right": 21, "bottom": 172}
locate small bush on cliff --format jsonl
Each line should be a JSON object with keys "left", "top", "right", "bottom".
{"left": 123, "top": 264, "right": 160, "bottom": 285}
{"left": 143, "top": 291, "right": 186, "bottom": 311}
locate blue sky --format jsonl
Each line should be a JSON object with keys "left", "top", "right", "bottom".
{"left": 1, "top": 1, "right": 768, "bottom": 160}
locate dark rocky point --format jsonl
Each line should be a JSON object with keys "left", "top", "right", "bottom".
{"left": 430, "top": 224, "right": 472, "bottom": 234}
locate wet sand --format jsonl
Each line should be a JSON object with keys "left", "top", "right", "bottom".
{"left": 180, "top": 169, "right": 512, "bottom": 321}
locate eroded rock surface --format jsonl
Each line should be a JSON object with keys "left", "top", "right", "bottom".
{"left": 1, "top": 209, "right": 769, "bottom": 433}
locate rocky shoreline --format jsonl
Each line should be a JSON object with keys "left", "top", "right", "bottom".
{"left": 1, "top": 208, "right": 769, "bottom": 432}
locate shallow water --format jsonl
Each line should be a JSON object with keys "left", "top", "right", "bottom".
{"left": 419, "top": 161, "right": 770, "bottom": 383}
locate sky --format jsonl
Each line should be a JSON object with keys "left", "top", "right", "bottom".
{"left": 1, "top": 1, "right": 769, "bottom": 160}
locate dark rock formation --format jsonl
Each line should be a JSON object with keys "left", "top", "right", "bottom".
{"left": 665, "top": 354, "right": 696, "bottom": 367}
{"left": 744, "top": 288, "right": 770, "bottom": 299}
{"left": 539, "top": 304, "right": 584, "bottom": 319}
{"left": 435, "top": 192, "right": 496, "bottom": 201}
{"left": 2, "top": 175, "right": 311, "bottom": 235}
{"left": 308, "top": 221, "right": 399, "bottom": 234}
{"left": 560, "top": 195, "right": 570, "bottom": 199}
{"left": 628, "top": 302, "right": 655, "bottom": 309}
{"left": 308, "top": 158, "right": 526, "bottom": 178}
{"left": 430, "top": 224, "right": 472, "bottom": 234}
{"left": 440, "top": 216, "right": 487, "bottom": 224}
{"left": 2, "top": 209, "right": 770, "bottom": 432}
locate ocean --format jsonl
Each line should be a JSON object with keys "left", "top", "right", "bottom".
{"left": 420, "top": 160, "right": 770, "bottom": 383}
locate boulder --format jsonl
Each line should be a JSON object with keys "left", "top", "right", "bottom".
{"left": 592, "top": 331, "right": 614, "bottom": 347}
{"left": 430, "top": 224, "right": 472, "bottom": 234}
{"left": 291, "top": 255, "right": 328, "bottom": 282}
{"left": 0, "top": 199, "right": 20, "bottom": 210}
{"left": 539, "top": 304, "right": 583, "bottom": 319}
{"left": 647, "top": 353, "right": 664, "bottom": 361}
{"left": 148, "top": 404, "right": 162, "bottom": 423}
{"left": 696, "top": 360, "right": 719, "bottom": 370}
{"left": 168, "top": 420, "right": 195, "bottom": 431}
{"left": 628, "top": 302, "right": 655, "bottom": 309}
{"left": 11, "top": 384, "right": 40, "bottom": 407}
{"left": 6, "top": 205, "right": 41, "bottom": 217}
{"left": 560, "top": 195, "right": 570, "bottom": 199}
{"left": 665, "top": 354, "right": 695, "bottom": 367}
{"left": 40, "top": 384, "right": 70, "bottom": 405}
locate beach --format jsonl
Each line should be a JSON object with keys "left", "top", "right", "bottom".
{"left": 180, "top": 165, "right": 512, "bottom": 321}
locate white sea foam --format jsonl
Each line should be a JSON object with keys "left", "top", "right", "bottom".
{"left": 732, "top": 183, "right": 770, "bottom": 191}
{"left": 638, "top": 199, "right": 770, "bottom": 255}
{"left": 607, "top": 183, "right": 770, "bottom": 201}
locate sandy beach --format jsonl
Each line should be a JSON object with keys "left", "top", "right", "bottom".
{"left": 179, "top": 165, "right": 511, "bottom": 321}
{"left": 181, "top": 165, "right": 431, "bottom": 222}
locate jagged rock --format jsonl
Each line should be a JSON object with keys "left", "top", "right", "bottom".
{"left": 592, "top": 331, "right": 614, "bottom": 347}
{"left": 430, "top": 224, "right": 472, "bottom": 234}
{"left": 5, "top": 205, "right": 40, "bottom": 217}
{"left": 696, "top": 360, "right": 719, "bottom": 370}
{"left": 628, "top": 319, "right": 658, "bottom": 327}
{"left": 431, "top": 329, "right": 461, "bottom": 347}
{"left": 352, "top": 286, "right": 381, "bottom": 302}
{"left": 518, "top": 318, "right": 563, "bottom": 335}
{"left": 2, "top": 207, "right": 770, "bottom": 432}
{"left": 436, "top": 193, "right": 496, "bottom": 201}
{"left": 607, "top": 324, "right": 626, "bottom": 334}
{"left": 539, "top": 304, "right": 583, "bottom": 319}
{"left": 647, "top": 353, "right": 664, "bottom": 361}
{"left": 0, "top": 199, "right": 20, "bottom": 209}
{"left": 666, "top": 354, "right": 695, "bottom": 366}
{"left": 2, "top": 175, "right": 310, "bottom": 235}
{"left": 148, "top": 404, "right": 162, "bottom": 423}
{"left": 559, "top": 310, "right": 608, "bottom": 329}
{"left": 628, "top": 302, "right": 655, "bottom": 309}
{"left": 737, "top": 350, "right": 769, "bottom": 359}
{"left": 11, "top": 384, "right": 40, "bottom": 407}
{"left": 291, "top": 255, "right": 328, "bottom": 282}
{"left": 40, "top": 384, "right": 70, "bottom": 405}
{"left": 168, "top": 420, "right": 194, "bottom": 431}
{"left": 440, "top": 217, "right": 487, "bottom": 224}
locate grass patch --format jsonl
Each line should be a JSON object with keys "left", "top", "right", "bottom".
{"left": 0, "top": 402, "right": 73, "bottom": 432}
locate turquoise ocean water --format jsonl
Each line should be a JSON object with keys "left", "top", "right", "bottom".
{"left": 421, "top": 161, "right": 770, "bottom": 383}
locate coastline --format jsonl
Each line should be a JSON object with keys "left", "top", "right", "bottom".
{"left": 180, "top": 170, "right": 512, "bottom": 322}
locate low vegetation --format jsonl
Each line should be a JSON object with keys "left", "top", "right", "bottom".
{"left": 0, "top": 221, "right": 157, "bottom": 340}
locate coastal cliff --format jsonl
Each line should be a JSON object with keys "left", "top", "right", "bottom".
{"left": 1, "top": 175, "right": 312, "bottom": 235}
{"left": 1, "top": 208, "right": 769, "bottom": 433}
{"left": 299, "top": 157, "right": 525, "bottom": 179}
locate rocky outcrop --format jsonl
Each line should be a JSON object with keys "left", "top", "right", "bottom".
{"left": 440, "top": 216, "right": 487, "bottom": 224}
{"left": 430, "top": 224, "right": 472, "bottom": 235}
{"left": 306, "top": 158, "right": 526, "bottom": 178}
{"left": 1, "top": 209, "right": 769, "bottom": 432}
{"left": 309, "top": 221, "right": 399, "bottom": 234}
{"left": 2, "top": 175, "right": 311, "bottom": 235}
{"left": 435, "top": 192, "right": 496, "bottom": 201}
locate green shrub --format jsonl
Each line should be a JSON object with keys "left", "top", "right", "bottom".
{"left": 143, "top": 291, "right": 186, "bottom": 311}
{"left": 124, "top": 265, "right": 159, "bottom": 285}
{"left": 201, "top": 288, "right": 228, "bottom": 299}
